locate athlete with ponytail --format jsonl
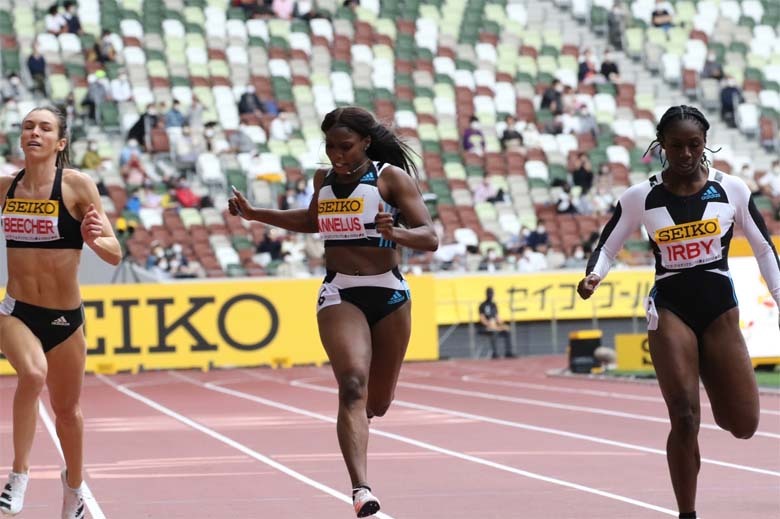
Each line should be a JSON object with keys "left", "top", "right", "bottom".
{"left": 229, "top": 106, "right": 438, "bottom": 517}
{"left": 577, "top": 105, "right": 780, "bottom": 519}
{"left": 0, "top": 107, "right": 121, "bottom": 518}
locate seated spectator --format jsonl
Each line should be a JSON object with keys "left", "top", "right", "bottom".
{"left": 269, "top": 108, "right": 295, "bottom": 140}
{"left": 462, "top": 115, "right": 485, "bottom": 155}
{"left": 478, "top": 287, "right": 514, "bottom": 358}
{"left": 500, "top": 115, "right": 524, "bottom": 151}
{"left": 564, "top": 244, "right": 588, "bottom": 269}
{"left": 735, "top": 163, "right": 760, "bottom": 194}
{"left": 127, "top": 104, "right": 159, "bottom": 150}
{"left": 121, "top": 151, "right": 148, "bottom": 189}
{"left": 651, "top": 0, "right": 675, "bottom": 30}
{"left": 578, "top": 49, "right": 602, "bottom": 85}
{"left": 526, "top": 221, "right": 549, "bottom": 250}
{"left": 600, "top": 51, "right": 620, "bottom": 83}
{"left": 203, "top": 123, "right": 231, "bottom": 154}
{"left": 110, "top": 72, "right": 132, "bottom": 103}
{"left": 576, "top": 104, "right": 598, "bottom": 137}
{"left": 173, "top": 125, "right": 201, "bottom": 173}
{"left": 44, "top": 4, "right": 66, "bottom": 35}
{"left": 294, "top": 178, "right": 313, "bottom": 208}
{"left": 139, "top": 181, "right": 164, "bottom": 209}
{"left": 572, "top": 153, "right": 594, "bottom": 194}
{"left": 473, "top": 178, "right": 497, "bottom": 204}
{"left": 229, "top": 124, "right": 256, "bottom": 154}
{"left": 540, "top": 79, "right": 564, "bottom": 115}
{"left": 758, "top": 159, "right": 780, "bottom": 199}
{"left": 238, "top": 85, "right": 266, "bottom": 117}
{"left": 256, "top": 228, "right": 283, "bottom": 263}
{"left": 720, "top": 76, "right": 744, "bottom": 128}
{"left": 607, "top": 0, "right": 628, "bottom": 50}
{"left": 81, "top": 140, "right": 102, "bottom": 170}
{"left": 1, "top": 73, "right": 28, "bottom": 102}
{"left": 81, "top": 72, "right": 108, "bottom": 123}
{"left": 546, "top": 245, "right": 567, "bottom": 269}
{"left": 27, "top": 44, "right": 47, "bottom": 97}
{"left": 188, "top": 96, "right": 205, "bottom": 131}
{"left": 701, "top": 51, "right": 724, "bottom": 80}
{"left": 119, "top": 139, "right": 141, "bottom": 167}
{"left": 173, "top": 177, "right": 200, "bottom": 207}
{"left": 165, "top": 99, "right": 187, "bottom": 128}
{"left": 517, "top": 245, "right": 548, "bottom": 272}
{"left": 63, "top": 0, "right": 83, "bottom": 35}
{"left": 95, "top": 29, "right": 116, "bottom": 63}
{"left": 556, "top": 182, "right": 579, "bottom": 214}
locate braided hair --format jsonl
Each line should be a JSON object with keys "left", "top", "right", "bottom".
{"left": 321, "top": 106, "right": 420, "bottom": 179}
{"left": 642, "top": 105, "right": 720, "bottom": 168}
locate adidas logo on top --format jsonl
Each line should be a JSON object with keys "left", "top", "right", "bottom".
{"left": 387, "top": 291, "right": 406, "bottom": 305}
{"left": 51, "top": 316, "right": 69, "bottom": 326}
{"left": 701, "top": 186, "right": 720, "bottom": 201}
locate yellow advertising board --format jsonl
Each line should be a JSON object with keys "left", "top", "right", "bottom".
{"left": 435, "top": 269, "right": 654, "bottom": 325}
{"left": 614, "top": 333, "right": 654, "bottom": 372}
{"left": 0, "top": 275, "right": 438, "bottom": 375}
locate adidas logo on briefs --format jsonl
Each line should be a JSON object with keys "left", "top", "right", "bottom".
{"left": 51, "top": 316, "right": 69, "bottom": 326}
{"left": 387, "top": 290, "right": 406, "bottom": 305}
{"left": 701, "top": 186, "right": 721, "bottom": 200}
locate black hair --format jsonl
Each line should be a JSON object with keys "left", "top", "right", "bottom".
{"left": 25, "top": 105, "right": 71, "bottom": 169}
{"left": 642, "top": 105, "right": 721, "bottom": 167}
{"left": 321, "top": 106, "right": 419, "bottom": 179}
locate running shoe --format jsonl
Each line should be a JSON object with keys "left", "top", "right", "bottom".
{"left": 60, "top": 470, "right": 85, "bottom": 519}
{"left": 353, "top": 486, "right": 381, "bottom": 517}
{"left": 0, "top": 472, "right": 28, "bottom": 516}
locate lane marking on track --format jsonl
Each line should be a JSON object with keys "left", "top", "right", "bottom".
{"left": 286, "top": 378, "right": 780, "bottom": 478}
{"left": 96, "top": 374, "right": 395, "bottom": 519}
{"left": 459, "top": 374, "right": 780, "bottom": 416}
{"left": 395, "top": 380, "right": 780, "bottom": 440}
{"left": 177, "top": 373, "right": 678, "bottom": 516}
{"left": 38, "top": 401, "right": 107, "bottom": 519}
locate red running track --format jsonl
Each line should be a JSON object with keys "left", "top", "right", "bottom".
{"left": 1, "top": 355, "right": 778, "bottom": 518}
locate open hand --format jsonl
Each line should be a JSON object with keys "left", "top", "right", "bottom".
{"left": 375, "top": 202, "right": 394, "bottom": 240}
{"left": 228, "top": 185, "right": 253, "bottom": 220}
{"left": 576, "top": 273, "right": 602, "bottom": 300}
{"left": 80, "top": 203, "right": 103, "bottom": 244}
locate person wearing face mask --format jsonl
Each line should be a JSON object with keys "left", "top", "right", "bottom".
{"left": 26, "top": 44, "right": 47, "bottom": 97}
{"left": 564, "top": 244, "right": 588, "bottom": 268}
{"left": 110, "top": 72, "right": 132, "bottom": 103}
{"left": 526, "top": 221, "right": 549, "bottom": 250}
{"left": 228, "top": 106, "right": 437, "bottom": 517}
{"left": 127, "top": 104, "right": 158, "bottom": 150}
{"left": 62, "top": 1, "right": 82, "bottom": 35}
{"left": 80, "top": 140, "right": 101, "bottom": 170}
{"left": 1, "top": 73, "right": 28, "bottom": 103}
{"left": 719, "top": 76, "right": 744, "bottom": 128}
{"left": 577, "top": 106, "right": 780, "bottom": 519}
{"left": 462, "top": 115, "right": 485, "bottom": 155}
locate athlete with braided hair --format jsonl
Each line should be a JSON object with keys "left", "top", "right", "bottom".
{"left": 229, "top": 106, "right": 438, "bottom": 517}
{"left": 577, "top": 105, "right": 780, "bottom": 519}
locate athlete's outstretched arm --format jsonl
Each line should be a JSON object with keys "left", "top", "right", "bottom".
{"left": 578, "top": 184, "right": 645, "bottom": 299}
{"left": 227, "top": 169, "right": 326, "bottom": 234}
{"left": 732, "top": 177, "right": 780, "bottom": 306}
{"left": 375, "top": 166, "right": 438, "bottom": 252}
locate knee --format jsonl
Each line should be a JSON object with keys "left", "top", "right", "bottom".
{"left": 667, "top": 399, "right": 700, "bottom": 436}
{"left": 337, "top": 372, "right": 367, "bottom": 408}
{"left": 51, "top": 400, "right": 82, "bottom": 425}
{"left": 17, "top": 367, "right": 47, "bottom": 395}
{"left": 729, "top": 415, "right": 759, "bottom": 440}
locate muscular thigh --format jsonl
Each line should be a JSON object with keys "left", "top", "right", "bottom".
{"left": 648, "top": 309, "right": 701, "bottom": 412}
{"left": 0, "top": 315, "right": 46, "bottom": 376}
{"left": 698, "top": 307, "right": 758, "bottom": 423}
{"left": 318, "top": 302, "right": 372, "bottom": 378}
{"left": 368, "top": 301, "right": 411, "bottom": 402}
{"left": 45, "top": 327, "right": 86, "bottom": 412}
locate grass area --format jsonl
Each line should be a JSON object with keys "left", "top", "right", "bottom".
{"left": 602, "top": 368, "right": 780, "bottom": 389}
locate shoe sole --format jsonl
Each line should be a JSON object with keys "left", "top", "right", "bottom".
{"left": 357, "top": 501, "right": 381, "bottom": 517}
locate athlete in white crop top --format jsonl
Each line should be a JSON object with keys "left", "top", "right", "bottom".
{"left": 577, "top": 106, "right": 779, "bottom": 519}
{"left": 229, "top": 107, "right": 437, "bottom": 517}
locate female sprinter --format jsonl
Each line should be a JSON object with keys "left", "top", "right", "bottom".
{"left": 229, "top": 106, "right": 438, "bottom": 517}
{"left": 577, "top": 105, "right": 780, "bottom": 519}
{"left": 0, "top": 106, "right": 121, "bottom": 518}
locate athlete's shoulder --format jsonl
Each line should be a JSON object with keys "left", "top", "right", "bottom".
{"left": 62, "top": 168, "right": 95, "bottom": 189}
{"left": 712, "top": 168, "right": 751, "bottom": 196}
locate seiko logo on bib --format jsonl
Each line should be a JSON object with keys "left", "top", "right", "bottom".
{"left": 2, "top": 197, "right": 61, "bottom": 242}
{"left": 317, "top": 197, "right": 367, "bottom": 239}
{"left": 655, "top": 218, "right": 722, "bottom": 269}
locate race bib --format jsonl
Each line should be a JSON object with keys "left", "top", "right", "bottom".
{"left": 654, "top": 218, "right": 722, "bottom": 269}
{"left": 2, "top": 198, "right": 61, "bottom": 242}
{"left": 317, "top": 197, "right": 367, "bottom": 240}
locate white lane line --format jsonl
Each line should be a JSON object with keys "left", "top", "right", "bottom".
{"left": 288, "top": 378, "right": 780, "bottom": 478}
{"left": 460, "top": 374, "right": 780, "bottom": 416}
{"left": 96, "top": 374, "right": 395, "bottom": 519}
{"left": 397, "top": 381, "right": 780, "bottom": 440}
{"left": 38, "top": 401, "right": 107, "bottom": 519}
{"left": 180, "top": 373, "right": 678, "bottom": 516}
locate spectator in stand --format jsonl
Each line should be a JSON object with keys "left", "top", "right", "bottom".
{"left": 517, "top": 245, "right": 548, "bottom": 272}
{"left": 256, "top": 228, "right": 283, "bottom": 263}
{"left": 1, "top": 73, "right": 27, "bottom": 103}
{"left": 701, "top": 51, "right": 724, "bottom": 81}
{"left": 651, "top": 0, "right": 675, "bottom": 31}
{"left": 578, "top": 49, "right": 602, "bottom": 85}
{"left": 173, "top": 177, "right": 200, "bottom": 208}
{"left": 228, "top": 124, "right": 256, "bottom": 154}
{"left": 95, "top": 29, "right": 116, "bottom": 63}
{"left": 500, "top": 115, "right": 524, "bottom": 151}
{"left": 607, "top": 0, "right": 628, "bottom": 50}
{"left": 473, "top": 178, "right": 497, "bottom": 204}
{"left": 44, "top": 3, "right": 66, "bottom": 35}
{"left": 188, "top": 96, "right": 204, "bottom": 132}
{"left": 238, "top": 85, "right": 266, "bottom": 118}
{"left": 127, "top": 103, "right": 159, "bottom": 150}
{"left": 577, "top": 103, "right": 598, "bottom": 137}
{"left": 173, "top": 125, "right": 201, "bottom": 174}
{"left": 81, "top": 72, "right": 108, "bottom": 124}
{"left": 564, "top": 244, "right": 588, "bottom": 269}
{"left": 80, "top": 140, "right": 102, "bottom": 170}
{"left": 735, "top": 163, "right": 760, "bottom": 195}
{"left": 203, "top": 122, "right": 230, "bottom": 154}
{"left": 110, "top": 72, "right": 132, "bottom": 103}
{"left": 165, "top": 99, "right": 187, "bottom": 129}
{"left": 546, "top": 245, "right": 567, "bottom": 269}
{"left": 62, "top": 0, "right": 83, "bottom": 35}
{"left": 540, "top": 79, "right": 564, "bottom": 115}
{"left": 272, "top": 0, "right": 296, "bottom": 19}
{"left": 600, "top": 50, "right": 620, "bottom": 83}
{"left": 119, "top": 139, "right": 140, "bottom": 167}
{"left": 121, "top": 151, "right": 149, "bottom": 189}
{"left": 758, "top": 160, "right": 780, "bottom": 200}
{"left": 720, "top": 76, "right": 744, "bottom": 128}
{"left": 526, "top": 221, "right": 549, "bottom": 250}
{"left": 269, "top": 108, "right": 295, "bottom": 140}
{"left": 556, "top": 182, "right": 579, "bottom": 214}
{"left": 462, "top": 115, "right": 486, "bottom": 155}
{"left": 26, "top": 44, "right": 47, "bottom": 97}
{"left": 572, "top": 153, "right": 594, "bottom": 194}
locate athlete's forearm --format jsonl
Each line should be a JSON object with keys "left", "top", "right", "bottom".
{"left": 245, "top": 208, "right": 318, "bottom": 233}
{"left": 89, "top": 236, "right": 122, "bottom": 265}
{"left": 389, "top": 226, "right": 439, "bottom": 251}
